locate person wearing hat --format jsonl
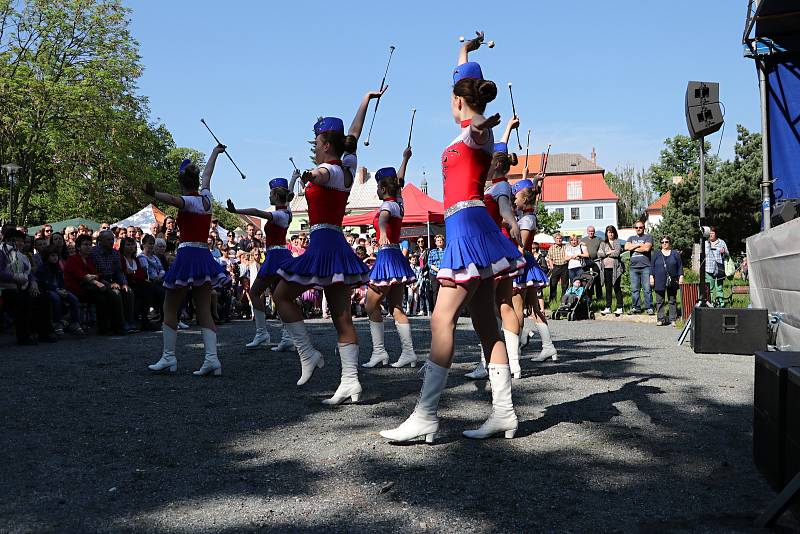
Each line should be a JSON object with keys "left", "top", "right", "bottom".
{"left": 381, "top": 32, "right": 523, "bottom": 444}
{"left": 362, "top": 149, "right": 418, "bottom": 370}
{"left": 273, "top": 87, "right": 384, "bottom": 405}
{"left": 143, "top": 144, "right": 230, "bottom": 377}
{"left": 510, "top": 178, "right": 557, "bottom": 362}
{"left": 225, "top": 174, "right": 299, "bottom": 351}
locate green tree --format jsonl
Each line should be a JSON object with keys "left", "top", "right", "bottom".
{"left": 654, "top": 126, "right": 761, "bottom": 256}
{"left": 604, "top": 165, "right": 653, "bottom": 227}
{"left": 537, "top": 203, "right": 563, "bottom": 235}
{"left": 644, "top": 135, "right": 718, "bottom": 194}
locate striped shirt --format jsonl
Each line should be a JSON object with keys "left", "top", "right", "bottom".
{"left": 548, "top": 243, "right": 567, "bottom": 266}
{"left": 427, "top": 247, "right": 445, "bottom": 273}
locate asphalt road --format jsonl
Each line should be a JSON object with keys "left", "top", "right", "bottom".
{"left": 1, "top": 315, "right": 796, "bottom": 533}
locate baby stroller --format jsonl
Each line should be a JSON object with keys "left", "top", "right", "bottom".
{"left": 552, "top": 271, "right": 596, "bottom": 321}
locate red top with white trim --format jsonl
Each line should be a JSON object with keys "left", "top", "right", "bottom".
{"left": 177, "top": 189, "right": 212, "bottom": 243}
{"left": 264, "top": 208, "right": 292, "bottom": 246}
{"left": 441, "top": 119, "right": 493, "bottom": 210}
{"left": 483, "top": 179, "right": 511, "bottom": 228}
{"left": 305, "top": 153, "right": 357, "bottom": 226}
{"left": 373, "top": 199, "right": 403, "bottom": 243}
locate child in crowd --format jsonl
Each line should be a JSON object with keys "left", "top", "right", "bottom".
{"left": 36, "top": 245, "right": 84, "bottom": 335}
{"left": 562, "top": 278, "right": 585, "bottom": 308}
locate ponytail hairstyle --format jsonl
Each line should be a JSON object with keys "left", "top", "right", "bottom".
{"left": 343, "top": 134, "right": 358, "bottom": 154}
{"left": 378, "top": 174, "right": 402, "bottom": 198}
{"left": 453, "top": 78, "right": 498, "bottom": 113}
{"left": 178, "top": 159, "right": 200, "bottom": 191}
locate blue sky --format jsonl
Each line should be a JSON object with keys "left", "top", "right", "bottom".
{"left": 126, "top": 1, "right": 759, "bottom": 203}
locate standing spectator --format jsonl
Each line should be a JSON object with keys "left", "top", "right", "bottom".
{"left": 99, "top": 222, "right": 110, "bottom": 232}
{"left": 50, "top": 232, "right": 70, "bottom": 265}
{"left": 597, "top": 225, "right": 624, "bottom": 316}
{"left": 64, "top": 234, "right": 126, "bottom": 335}
{"left": 36, "top": 246, "right": 84, "bottom": 334}
{"left": 625, "top": 221, "right": 654, "bottom": 314}
{"left": 565, "top": 234, "right": 588, "bottom": 283}
{"left": 547, "top": 232, "right": 569, "bottom": 306}
{"left": 414, "top": 237, "right": 430, "bottom": 316}
{"left": 580, "top": 225, "right": 603, "bottom": 300}
{"left": 406, "top": 253, "right": 422, "bottom": 315}
{"left": 704, "top": 226, "right": 728, "bottom": 306}
{"left": 238, "top": 223, "right": 256, "bottom": 252}
{"left": 427, "top": 234, "right": 445, "bottom": 308}
{"left": 78, "top": 224, "right": 91, "bottom": 236}
{"left": 650, "top": 234, "right": 684, "bottom": 326}
{"left": 154, "top": 237, "right": 171, "bottom": 270}
{"left": 162, "top": 216, "right": 179, "bottom": 253}
{"left": 225, "top": 232, "right": 238, "bottom": 252}
{"left": 1, "top": 227, "right": 56, "bottom": 344}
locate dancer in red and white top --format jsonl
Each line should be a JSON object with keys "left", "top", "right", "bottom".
{"left": 362, "top": 147, "right": 418, "bottom": 369}
{"left": 225, "top": 174, "right": 299, "bottom": 351}
{"left": 272, "top": 87, "right": 385, "bottom": 405}
{"left": 144, "top": 144, "right": 229, "bottom": 377}
{"left": 381, "top": 32, "right": 525, "bottom": 443}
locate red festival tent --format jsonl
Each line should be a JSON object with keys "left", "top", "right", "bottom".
{"left": 341, "top": 183, "right": 444, "bottom": 226}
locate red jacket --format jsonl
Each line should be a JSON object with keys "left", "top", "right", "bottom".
{"left": 64, "top": 254, "right": 98, "bottom": 298}
{"left": 120, "top": 255, "right": 146, "bottom": 284}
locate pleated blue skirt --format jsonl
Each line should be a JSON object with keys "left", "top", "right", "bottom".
{"left": 163, "top": 245, "right": 228, "bottom": 289}
{"left": 514, "top": 252, "right": 549, "bottom": 290}
{"left": 278, "top": 227, "right": 370, "bottom": 287}
{"left": 257, "top": 247, "right": 294, "bottom": 279}
{"left": 369, "top": 246, "right": 417, "bottom": 286}
{"left": 437, "top": 206, "right": 526, "bottom": 284}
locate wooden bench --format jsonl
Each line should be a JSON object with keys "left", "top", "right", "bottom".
{"left": 732, "top": 285, "right": 750, "bottom": 295}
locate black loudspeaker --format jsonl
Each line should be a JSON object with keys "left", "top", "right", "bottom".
{"left": 685, "top": 81, "right": 724, "bottom": 140}
{"left": 691, "top": 307, "right": 768, "bottom": 355}
{"left": 771, "top": 198, "right": 800, "bottom": 227}
{"left": 785, "top": 368, "right": 800, "bottom": 510}
{"left": 753, "top": 352, "right": 800, "bottom": 491}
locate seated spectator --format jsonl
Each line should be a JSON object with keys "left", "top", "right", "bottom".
{"left": 138, "top": 234, "right": 166, "bottom": 322}
{"left": 77, "top": 223, "right": 91, "bottom": 236}
{"left": 36, "top": 245, "right": 84, "bottom": 335}
{"left": 0, "top": 226, "right": 56, "bottom": 344}
{"left": 154, "top": 237, "right": 171, "bottom": 270}
{"left": 42, "top": 224, "right": 54, "bottom": 242}
{"left": 64, "top": 234, "right": 126, "bottom": 335}
{"left": 561, "top": 278, "right": 585, "bottom": 308}
{"left": 88, "top": 230, "right": 131, "bottom": 333}
{"left": 119, "top": 236, "right": 154, "bottom": 331}
{"left": 32, "top": 235, "right": 49, "bottom": 270}
{"left": 149, "top": 222, "right": 161, "bottom": 237}
{"left": 50, "top": 232, "right": 70, "bottom": 267}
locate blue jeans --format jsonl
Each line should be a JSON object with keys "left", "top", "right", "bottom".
{"left": 629, "top": 266, "right": 652, "bottom": 311}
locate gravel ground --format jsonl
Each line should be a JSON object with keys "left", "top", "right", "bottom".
{"left": 1, "top": 315, "right": 797, "bottom": 533}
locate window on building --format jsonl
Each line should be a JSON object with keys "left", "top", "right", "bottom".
{"left": 566, "top": 180, "right": 582, "bottom": 200}
{"left": 595, "top": 206, "right": 604, "bottom": 219}
{"left": 554, "top": 207, "right": 564, "bottom": 219}
{"left": 571, "top": 207, "right": 580, "bottom": 220}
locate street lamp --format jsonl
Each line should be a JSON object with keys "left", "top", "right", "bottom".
{"left": 2, "top": 163, "right": 22, "bottom": 225}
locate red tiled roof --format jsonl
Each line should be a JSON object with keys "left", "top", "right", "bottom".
{"left": 647, "top": 191, "right": 671, "bottom": 211}
{"left": 511, "top": 172, "right": 618, "bottom": 202}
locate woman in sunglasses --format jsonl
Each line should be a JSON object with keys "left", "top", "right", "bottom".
{"left": 649, "top": 235, "right": 683, "bottom": 326}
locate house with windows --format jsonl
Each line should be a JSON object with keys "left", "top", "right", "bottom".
{"left": 645, "top": 191, "right": 671, "bottom": 229}
{"left": 508, "top": 151, "right": 618, "bottom": 235}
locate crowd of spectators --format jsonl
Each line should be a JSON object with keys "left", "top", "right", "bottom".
{"left": 1, "top": 216, "right": 736, "bottom": 345}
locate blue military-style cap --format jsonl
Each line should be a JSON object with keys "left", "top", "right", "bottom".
{"left": 493, "top": 142, "right": 508, "bottom": 154}
{"left": 453, "top": 61, "right": 483, "bottom": 84}
{"left": 269, "top": 178, "right": 289, "bottom": 190}
{"left": 179, "top": 159, "right": 192, "bottom": 173}
{"left": 375, "top": 167, "right": 397, "bottom": 182}
{"left": 314, "top": 116, "right": 344, "bottom": 136}
{"left": 511, "top": 179, "right": 534, "bottom": 195}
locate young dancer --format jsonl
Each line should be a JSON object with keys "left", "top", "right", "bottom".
{"left": 464, "top": 118, "right": 524, "bottom": 380}
{"left": 362, "top": 148, "right": 418, "bottom": 368}
{"left": 145, "top": 144, "right": 229, "bottom": 376}
{"left": 273, "top": 88, "right": 384, "bottom": 405}
{"left": 225, "top": 174, "right": 299, "bottom": 349}
{"left": 381, "top": 33, "right": 525, "bottom": 442}
{"left": 512, "top": 178, "right": 557, "bottom": 361}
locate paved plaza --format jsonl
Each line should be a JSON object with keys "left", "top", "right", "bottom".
{"left": 1, "top": 317, "right": 796, "bottom": 533}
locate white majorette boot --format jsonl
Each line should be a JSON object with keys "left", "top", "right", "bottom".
{"left": 465, "top": 344, "right": 488, "bottom": 379}
{"left": 322, "top": 343, "right": 362, "bottom": 405}
{"left": 285, "top": 320, "right": 324, "bottom": 386}
{"left": 246, "top": 309, "right": 270, "bottom": 349}
{"left": 391, "top": 322, "right": 417, "bottom": 368}
{"left": 531, "top": 322, "right": 558, "bottom": 362}
{"left": 363, "top": 320, "right": 390, "bottom": 368}
{"left": 148, "top": 324, "right": 178, "bottom": 373}
{"left": 380, "top": 361, "right": 449, "bottom": 443}
{"left": 271, "top": 326, "right": 295, "bottom": 352}
{"left": 463, "top": 363, "right": 518, "bottom": 439}
{"left": 194, "top": 327, "right": 222, "bottom": 376}
{"left": 504, "top": 328, "right": 522, "bottom": 379}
